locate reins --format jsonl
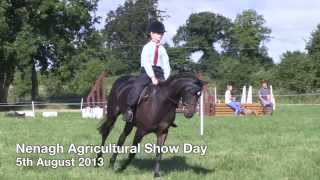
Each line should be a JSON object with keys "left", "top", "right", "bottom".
{"left": 167, "top": 96, "right": 179, "bottom": 107}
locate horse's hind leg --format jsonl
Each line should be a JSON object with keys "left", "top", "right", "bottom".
{"left": 96, "top": 114, "right": 118, "bottom": 166}
{"left": 109, "top": 122, "right": 134, "bottom": 168}
{"left": 118, "top": 128, "right": 145, "bottom": 171}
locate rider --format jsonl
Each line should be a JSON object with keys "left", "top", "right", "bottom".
{"left": 124, "top": 20, "right": 171, "bottom": 123}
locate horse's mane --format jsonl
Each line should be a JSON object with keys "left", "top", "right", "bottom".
{"left": 166, "top": 73, "right": 199, "bottom": 82}
{"left": 113, "top": 73, "right": 200, "bottom": 91}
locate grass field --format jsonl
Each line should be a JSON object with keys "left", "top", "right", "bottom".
{"left": 0, "top": 105, "right": 320, "bottom": 180}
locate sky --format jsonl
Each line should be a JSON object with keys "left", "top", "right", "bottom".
{"left": 95, "top": 0, "right": 320, "bottom": 63}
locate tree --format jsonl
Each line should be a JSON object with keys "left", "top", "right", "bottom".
{"left": 276, "top": 51, "right": 314, "bottom": 93}
{"left": 173, "top": 12, "right": 232, "bottom": 78}
{"left": 214, "top": 56, "right": 263, "bottom": 89}
{"left": 173, "top": 12, "right": 232, "bottom": 61}
{"left": 165, "top": 45, "right": 195, "bottom": 73}
{"left": 223, "top": 9, "right": 272, "bottom": 64}
{"left": 102, "top": 0, "right": 163, "bottom": 72}
{"left": 306, "top": 24, "right": 320, "bottom": 88}
{"left": 0, "top": 0, "right": 18, "bottom": 103}
{"left": 65, "top": 32, "right": 115, "bottom": 96}
{"left": 0, "top": 0, "right": 99, "bottom": 103}
{"left": 207, "top": 9, "right": 274, "bottom": 89}
{"left": 37, "top": 30, "right": 117, "bottom": 99}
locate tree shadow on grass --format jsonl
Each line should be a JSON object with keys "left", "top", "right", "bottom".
{"left": 127, "top": 156, "right": 214, "bottom": 175}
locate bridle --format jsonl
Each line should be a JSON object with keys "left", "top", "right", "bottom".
{"left": 167, "top": 90, "right": 202, "bottom": 108}
{"left": 167, "top": 96, "right": 179, "bottom": 107}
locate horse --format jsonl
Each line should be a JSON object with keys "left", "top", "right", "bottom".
{"left": 96, "top": 73, "right": 206, "bottom": 178}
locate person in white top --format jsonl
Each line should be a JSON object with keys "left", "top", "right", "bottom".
{"left": 124, "top": 20, "right": 171, "bottom": 123}
{"left": 140, "top": 40, "right": 171, "bottom": 81}
{"left": 225, "top": 84, "right": 243, "bottom": 116}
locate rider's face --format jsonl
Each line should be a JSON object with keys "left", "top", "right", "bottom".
{"left": 150, "top": 32, "right": 163, "bottom": 43}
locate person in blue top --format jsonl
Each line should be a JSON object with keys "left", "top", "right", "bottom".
{"left": 124, "top": 20, "right": 171, "bottom": 123}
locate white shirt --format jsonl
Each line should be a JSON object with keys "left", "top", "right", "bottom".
{"left": 225, "top": 90, "right": 232, "bottom": 104}
{"left": 141, "top": 41, "right": 171, "bottom": 80}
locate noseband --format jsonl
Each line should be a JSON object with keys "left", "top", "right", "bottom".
{"left": 167, "top": 92, "right": 201, "bottom": 108}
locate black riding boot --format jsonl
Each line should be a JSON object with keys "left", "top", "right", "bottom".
{"left": 123, "top": 107, "right": 134, "bottom": 123}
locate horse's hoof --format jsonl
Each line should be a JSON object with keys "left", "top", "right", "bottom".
{"left": 171, "top": 123, "right": 178, "bottom": 128}
{"left": 114, "top": 168, "right": 122, "bottom": 173}
{"left": 154, "top": 172, "right": 161, "bottom": 179}
{"left": 115, "top": 167, "right": 125, "bottom": 173}
{"left": 114, "top": 163, "right": 125, "bottom": 172}
{"left": 95, "top": 158, "right": 102, "bottom": 168}
{"left": 113, "top": 162, "right": 120, "bottom": 170}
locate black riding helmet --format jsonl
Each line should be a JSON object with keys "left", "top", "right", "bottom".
{"left": 148, "top": 20, "right": 166, "bottom": 34}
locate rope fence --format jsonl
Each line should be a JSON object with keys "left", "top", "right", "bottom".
{"left": 0, "top": 92, "right": 320, "bottom": 109}
{"left": 0, "top": 102, "right": 106, "bottom": 107}
{"left": 214, "top": 92, "right": 320, "bottom": 97}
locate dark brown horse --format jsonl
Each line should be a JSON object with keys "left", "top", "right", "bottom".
{"left": 97, "top": 73, "right": 206, "bottom": 177}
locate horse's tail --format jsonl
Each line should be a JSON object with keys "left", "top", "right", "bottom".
{"left": 98, "top": 75, "right": 134, "bottom": 135}
{"left": 98, "top": 89, "right": 116, "bottom": 135}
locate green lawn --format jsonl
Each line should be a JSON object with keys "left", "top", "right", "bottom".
{"left": 0, "top": 105, "right": 320, "bottom": 180}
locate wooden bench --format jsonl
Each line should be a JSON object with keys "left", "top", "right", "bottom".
{"left": 214, "top": 103, "right": 264, "bottom": 116}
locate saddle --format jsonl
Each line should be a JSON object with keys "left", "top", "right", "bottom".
{"left": 137, "top": 86, "right": 152, "bottom": 105}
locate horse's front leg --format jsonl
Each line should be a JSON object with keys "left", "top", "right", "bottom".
{"left": 117, "top": 128, "right": 145, "bottom": 171}
{"left": 154, "top": 129, "right": 168, "bottom": 178}
{"left": 110, "top": 122, "right": 134, "bottom": 168}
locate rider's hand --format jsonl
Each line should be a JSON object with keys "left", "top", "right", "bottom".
{"left": 151, "top": 77, "right": 159, "bottom": 85}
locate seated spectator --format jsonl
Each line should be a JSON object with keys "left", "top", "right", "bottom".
{"left": 225, "top": 84, "right": 243, "bottom": 116}
{"left": 258, "top": 80, "right": 273, "bottom": 108}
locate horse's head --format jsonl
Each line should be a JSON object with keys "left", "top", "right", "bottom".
{"left": 181, "top": 79, "right": 207, "bottom": 118}
{"left": 167, "top": 73, "right": 207, "bottom": 119}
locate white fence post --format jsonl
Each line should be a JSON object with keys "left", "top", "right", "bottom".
{"left": 214, "top": 87, "right": 217, "bottom": 104}
{"left": 80, "top": 98, "right": 83, "bottom": 111}
{"left": 241, "top": 86, "right": 247, "bottom": 104}
{"left": 200, "top": 93, "right": 204, "bottom": 136}
{"left": 270, "top": 85, "right": 276, "bottom": 110}
{"left": 246, "top": 86, "right": 253, "bottom": 104}
{"left": 32, "top": 101, "right": 35, "bottom": 114}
